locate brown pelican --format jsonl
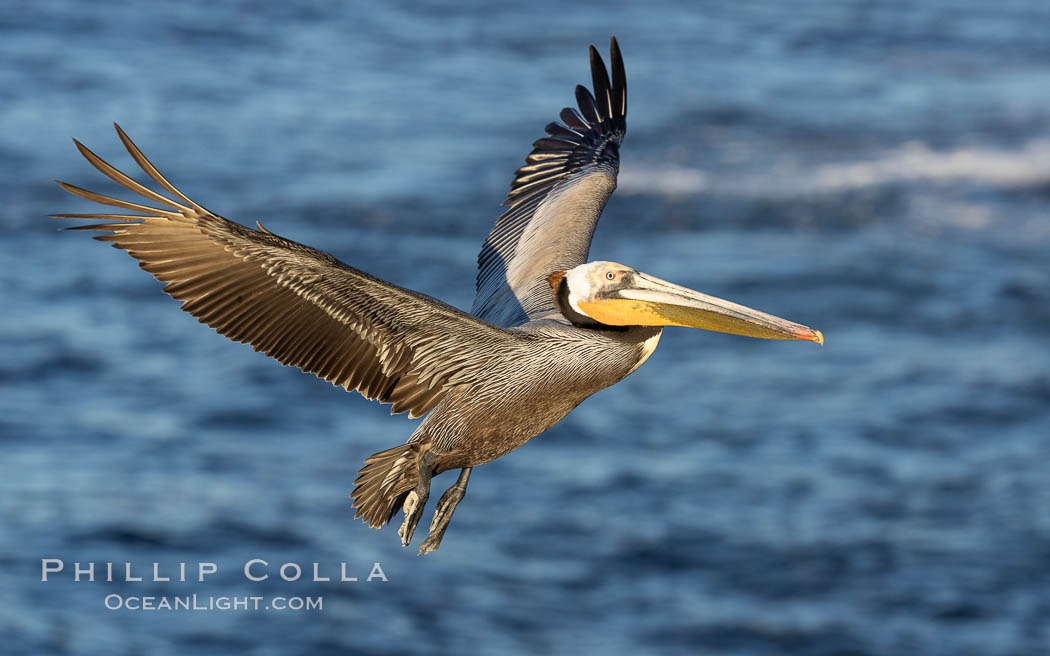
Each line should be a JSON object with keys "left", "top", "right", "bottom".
{"left": 54, "top": 37, "right": 822, "bottom": 555}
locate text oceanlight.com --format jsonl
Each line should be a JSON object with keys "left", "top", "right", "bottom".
{"left": 104, "top": 594, "right": 323, "bottom": 612}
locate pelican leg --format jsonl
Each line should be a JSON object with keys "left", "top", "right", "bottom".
{"left": 418, "top": 467, "right": 472, "bottom": 556}
{"left": 397, "top": 450, "right": 435, "bottom": 547}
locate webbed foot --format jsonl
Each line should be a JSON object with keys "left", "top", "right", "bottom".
{"left": 418, "top": 467, "right": 471, "bottom": 556}
{"left": 397, "top": 451, "right": 435, "bottom": 547}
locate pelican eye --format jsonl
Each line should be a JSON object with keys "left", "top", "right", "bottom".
{"left": 605, "top": 271, "right": 617, "bottom": 281}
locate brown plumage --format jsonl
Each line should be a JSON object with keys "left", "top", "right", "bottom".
{"left": 54, "top": 121, "right": 662, "bottom": 553}
{"left": 56, "top": 127, "right": 506, "bottom": 420}
{"left": 55, "top": 38, "right": 822, "bottom": 555}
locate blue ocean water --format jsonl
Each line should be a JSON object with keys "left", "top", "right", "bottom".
{"left": 3, "top": 1, "right": 1050, "bottom": 654}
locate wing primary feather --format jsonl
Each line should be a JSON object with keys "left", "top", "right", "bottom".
{"left": 574, "top": 85, "right": 600, "bottom": 125}
{"left": 610, "top": 36, "right": 627, "bottom": 129}
{"left": 531, "top": 137, "right": 579, "bottom": 151}
{"left": 112, "top": 123, "right": 205, "bottom": 212}
{"left": 71, "top": 139, "right": 188, "bottom": 211}
{"left": 54, "top": 214, "right": 148, "bottom": 223}
{"left": 559, "top": 107, "right": 588, "bottom": 130}
{"left": 588, "top": 45, "right": 613, "bottom": 122}
{"left": 545, "top": 122, "right": 584, "bottom": 139}
{"left": 55, "top": 181, "right": 184, "bottom": 220}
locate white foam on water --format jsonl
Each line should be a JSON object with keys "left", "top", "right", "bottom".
{"left": 620, "top": 138, "right": 1050, "bottom": 196}
{"left": 809, "top": 139, "right": 1050, "bottom": 192}
{"left": 618, "top": 166, "right": 709, "bottom": 195}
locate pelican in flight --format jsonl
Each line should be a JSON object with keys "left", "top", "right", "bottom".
{"left": 55, "top": 37, "right": 822, "bottom": 555}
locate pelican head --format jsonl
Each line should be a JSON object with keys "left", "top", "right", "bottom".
{"left": 549, "top": 261, "right": 823, "bottom": 343}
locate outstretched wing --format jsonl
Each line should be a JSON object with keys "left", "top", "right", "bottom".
{"left": 473, "top": 36, "right": 627, "bottom": 326}
{"left": 55, "top": 124, "right": 513, "bottom": 419}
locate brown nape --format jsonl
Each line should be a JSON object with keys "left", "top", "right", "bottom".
{"left": 547, "top": 270, "right": 567, "bottom": 294}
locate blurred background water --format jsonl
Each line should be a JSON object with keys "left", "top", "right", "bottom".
{"left": 2, "top": 1, "right": 1050, "bottom": 654}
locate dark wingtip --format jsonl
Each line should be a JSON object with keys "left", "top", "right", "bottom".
{"left": 610, "top": 37, "right": 623, "bottom": 81}
{"left": 574, "top": 84, "right": 600, "bottom": 124}
{"left": 609, "top": 36, "right": 626, "bottom": 129}
{"left": 559, "top": 106, "right": 588, "bottom": 131}
{"left": 494, "top": 35, "right": 628, "bottom": 216}
{"left": 588, "top": 42, "right": 613, "bottom": 122}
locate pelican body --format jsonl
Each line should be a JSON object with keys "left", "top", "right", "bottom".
{"left": 55, "top": 38, "right": 822, "bottom": 554}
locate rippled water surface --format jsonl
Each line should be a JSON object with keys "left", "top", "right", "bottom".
{"left": 3, "top": 2, "right": 1050, "bottom": 654}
